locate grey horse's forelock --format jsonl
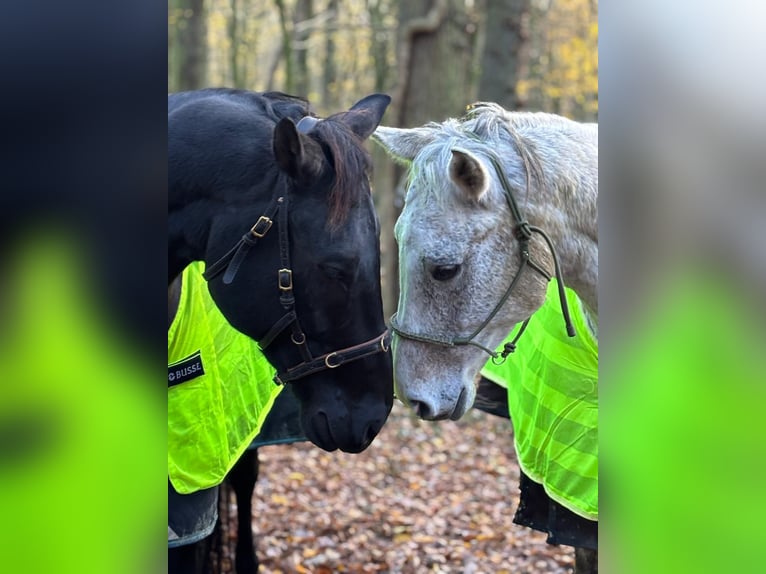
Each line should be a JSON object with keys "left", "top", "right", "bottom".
{"left": 406, "top": 110, "right": 547, "bottom": 210}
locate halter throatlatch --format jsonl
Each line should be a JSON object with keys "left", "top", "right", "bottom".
{"left": 202, "top": 183, "right": 391, "bottom": 384}
{"left": 389, "top": 152, "right": 575, "bottom": 364}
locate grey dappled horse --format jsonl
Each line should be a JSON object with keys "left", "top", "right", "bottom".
{"left": 373, "top": 102, "right": 598, "bottom": 573}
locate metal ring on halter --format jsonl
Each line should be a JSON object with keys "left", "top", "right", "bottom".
{"left": 291, "top": 332, "right": 306, "bottom": 345}
{"left": 380, "top": 334, "right": 390, "bottom": 352}
{"left": 324, "top": 353, "right": 340, "bottom": 368}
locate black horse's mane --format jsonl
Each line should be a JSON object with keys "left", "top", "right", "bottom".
{"left": 169, "top": 88, "right": 371, "bottom": 227}
{"left": 313, "top": 113, "right": 373, "bottom": 228}
{"left": 257, "top": 89, "right": 373, "bottom": 227}
{"left": 257, "top": 90, "right": 314, "bottom": 122}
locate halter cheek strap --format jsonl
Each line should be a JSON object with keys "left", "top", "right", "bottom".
{"left": 202, "top": 197, "right": 281, "bottom": 285}
{"left": 201, "top": 187, "right": 391, "bottom": 384}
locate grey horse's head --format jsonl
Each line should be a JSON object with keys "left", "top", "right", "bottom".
{"left": 374, "top": 105, "right": 597, "bottom": 420}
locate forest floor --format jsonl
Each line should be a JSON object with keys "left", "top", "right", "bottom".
{"left": 221, "top": 402, "right": 577, "bottom": 574}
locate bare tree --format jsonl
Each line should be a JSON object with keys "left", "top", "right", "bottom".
{"left": 477, "top": 0, "right": 531, "bottom": 109}
{"left": 374, "top": 0, "right": 479, "bottom": 316}
{"left": 293, "top": 0, "right": 314, "bottom": 96}
{"left": 394, "top": 0, "right": 477, "bottom": 127}
{"left": 273, "top": 0, "right": 294, "bottom": 93}
{"left": 228, "top": 0, "right": 240, "bottom": 87}
{"left": 367, "top": 0, "right": 392, "bottom": 93}
{"left": 169, "top": 0, "right": 208, "bottom": 91}
{"left": 322, "top": 0, "right": 339, "bottom": 107}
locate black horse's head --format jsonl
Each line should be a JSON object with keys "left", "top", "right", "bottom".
{"left": 173, "top": 91, "right": 393, "bottom": 453}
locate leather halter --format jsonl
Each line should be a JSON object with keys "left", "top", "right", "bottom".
{"left": 202, "top": 189, "right": 391, "bottom": 385}
{"left": 389, "top": 152, "right": 576, "bottom": 365}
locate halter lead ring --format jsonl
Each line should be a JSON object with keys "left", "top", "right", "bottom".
{"left": 390, "top": 152, "right": 576, "bottom": 364}
{"left": 202, "top": 188, "right": 391, "bottom": 384}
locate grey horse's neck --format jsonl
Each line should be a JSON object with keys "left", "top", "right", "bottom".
{"left": 554, "top": 229, "right": 598, "bottom": 320}
{"left": 520, "top": 130, "right": 598, "bottom": 319}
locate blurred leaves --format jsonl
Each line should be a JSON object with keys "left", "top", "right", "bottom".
{"left": 518, "top": 0, "right": 598, "bottom": 118}
{"left": 218, "top": 404, "right": 576, "bottom": 573}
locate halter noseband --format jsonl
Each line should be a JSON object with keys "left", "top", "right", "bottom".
{"left": 202, "top": 190, "right": 391, "bottom": 385}
{"left": 389, "top": 153, "right": 575, "bottom": 365}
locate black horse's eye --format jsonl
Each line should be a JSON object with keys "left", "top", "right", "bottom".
{"left": 431, "top": 264, "right": 460, "bottom": 281}
{"left": 319, "top": 260, "right": 356, "bottom": 286}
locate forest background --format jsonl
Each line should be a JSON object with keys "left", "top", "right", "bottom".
{"left": 167, "top": 0, "right": 598, "bottom": 314}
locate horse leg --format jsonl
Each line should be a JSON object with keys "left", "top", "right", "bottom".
{"left": 574, "top": 547, "right": 598, "bottom": 574}
{"left": 168, "top": 539, "right": 211, "bottom": 574}
{"left": 226, "top": 448, "right": 260, "bottom": 574}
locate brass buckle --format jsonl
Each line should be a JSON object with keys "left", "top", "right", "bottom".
{"left": 251, "top": 216, "right": 273, "bottom": 238}
{"left": 278, "top": 269, "right": 293, "bottom": 291}
{"left": 324, "top": 353, "right": 340, "bottom": 369}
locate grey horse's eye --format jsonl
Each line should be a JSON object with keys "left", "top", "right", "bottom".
{"left": 431, "top": 264, "right": 461, "bottom": 281}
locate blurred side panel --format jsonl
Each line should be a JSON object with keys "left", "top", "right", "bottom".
{"left": 0, "top": 1, "right": 167, "bottom": 572}
{"left": 600, "top": 1, "right": 766, "bottom": 572}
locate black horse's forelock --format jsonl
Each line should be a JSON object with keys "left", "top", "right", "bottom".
{"left": 313, "top": 117, "right": 373, "bottom": 229}
{"left": 259, "top": 91, "right": 314, "bottom": 122}
{"left": 243, "top": 91, "right": 371, "bottom": 229}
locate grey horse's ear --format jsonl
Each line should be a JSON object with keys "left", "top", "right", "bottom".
{"left": 372, "top": 126, "right": 434, "bottom": 165}
{"left": 449, "top": 148, "right": 490, "bottom": 201}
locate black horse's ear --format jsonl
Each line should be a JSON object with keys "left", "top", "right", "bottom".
{"left": 273, "top": 117, "right": 324, "bottom": 180}
{"left": 340, "top": 94, "right": 392, "bottom": 140}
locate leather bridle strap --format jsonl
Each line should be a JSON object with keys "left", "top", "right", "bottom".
{"left": 488, "top": 152, "right": 574, "bottom": 339}
{"left": 274, "top": 331, "right": 392, "bottom": 385}
{"left": 273, "top": 191, "right": 313, "bottom": 362}
{"left": 202, "top": 196, "right": 282, "bottom": 284}
{"left": 201, "top": 187, "right": 391, "bottom": 384}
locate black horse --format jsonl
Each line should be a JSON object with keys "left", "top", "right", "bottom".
{"left": 168, "top": 89, "right": 394, "bottom": 572}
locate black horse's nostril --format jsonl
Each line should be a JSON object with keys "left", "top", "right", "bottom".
{"left": 362, "top": 422, "right": 378, "bottom": 448}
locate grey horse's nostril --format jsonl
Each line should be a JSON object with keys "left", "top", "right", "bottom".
{"left": 411, "top": 400, "right": 451, "bottom": 421}
{"left": 410, "top": 400, "right": 433, "bottom": 420}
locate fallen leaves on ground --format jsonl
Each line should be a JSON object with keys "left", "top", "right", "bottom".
{"left": 223, "top": 403, "right": 575, "bottom": 573}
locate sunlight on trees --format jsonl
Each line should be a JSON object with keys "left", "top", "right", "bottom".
{"left": 169, "top": 0, "right": 596, "bottom": 120}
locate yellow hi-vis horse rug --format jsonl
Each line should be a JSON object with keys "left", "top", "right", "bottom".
{"left": 168, "top": 261, "right": 283, "bottom": 494}
{"left": 481, "top": 281, "right": 598, "bottom": 520}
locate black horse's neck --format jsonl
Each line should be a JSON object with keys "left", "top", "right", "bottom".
{"left": 168, "top": 274, "right": 182, "bottom": 329}
{"left": 169, "top": 169, "right": 283, "bottom": 285}
{"left": 168, "top": 205, "right": 204, "bottom": 285}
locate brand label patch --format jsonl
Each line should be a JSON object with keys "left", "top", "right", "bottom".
{"left": 168, "top": 351, "right": 205, "bottom": 387}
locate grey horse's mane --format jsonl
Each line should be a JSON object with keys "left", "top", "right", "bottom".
{"left": 407, "top": 103, "right": 568, "bottom": 208}
{"left": 405, "top": 102, "right": 596, "bottom": 222}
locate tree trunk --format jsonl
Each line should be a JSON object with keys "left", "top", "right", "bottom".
{"left": 395, "top": 0, "right": 475, "bottom": 127}
{"left": 170, "top": 0, "right": 207, "bottom": 91}
{"left": 477, "top": 0, "right": 530, "bottom": 109}
{"left": 523, "top": 0, "right": 547, "bottom": 112}
{"left": 367, "top": 0, "right": 391, "bottom": 93}
{"left": 322, "top": 0, "right": 339, "bottom": 108}
{"left": 375, "top": 0, "right": 477, "bottom": 317}
{"left": 273, "top": 0, "right": 294, "bottom": 94}
{"left": 229, "top": 0, "right": 240, "bottom": 87}
{"left": 293, "top": 0, "right": 313, "bottom": 96}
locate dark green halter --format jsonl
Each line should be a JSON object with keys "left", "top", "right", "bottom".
{"left": 389, "top": 152, "right": 576, "bottom": 364}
